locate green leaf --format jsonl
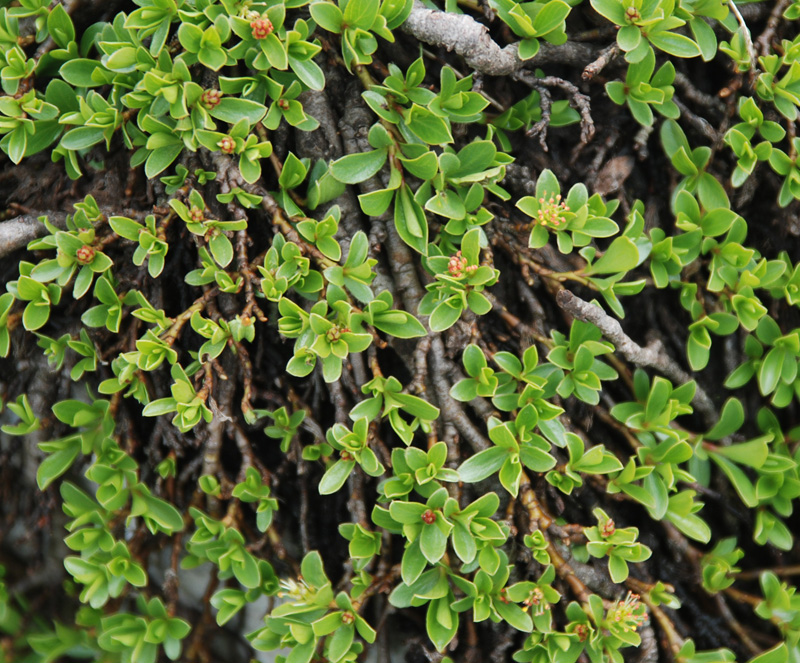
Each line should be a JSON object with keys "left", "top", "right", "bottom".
{"left": 648, "top": 30, "right": 702, "bottom": 58}
{"left": 532, "top": 0, "right": 570, "bottom": 35}
{"left": 617, "top": 25, "right": 641, "bottom": 52}
{"left": 608, "top": 554, "right": 629, "bottom": 582}
{"left": 329, "top": 149, "right": 387, "bottom": 184}
{"left": 310, "top": 2, "right": 344, "bottom": 32}
{"left": 301, "top": 550, "right": 329, "bottom": 588}
{"left": 705, "top": 398, "right": 744, "bottom": 440}
{"left": 591, "top": 0, "right": 627, "bottom": 25}
{"left": 710, "top": 454, "right": 757, "bottom": 507}
{"left": 690, "top": 17, "right": 717, "bottom": 61}
{"left": 425, "top": 190, "right": 466, "bottom": 220}
{"left": 47, "top": 3, "right": 75, "bottom": 49}
{"left": 452, "top": 521, "right": 477, "bottom": 563}
{"left": 319, "top": 459, "right": 355, "bottom": 494}
{"left": 23, "top": 302, "right": 51, "bottom": 331}
{"left": 426, "top": 597, "right": 458, "bottom": 651}
{"left": 343, "top": 0, "right": 380, "bottom": 30}
{"left": 401, "top": 539, "right": 427, "bottom": 585}
{"left": 747, "top": 644, "right": 787, "bottom": 663}
{"left": 359, "top": 188, "right": 395, "bottom": 216}
{"left": 585, "top": 236, "right": 640, "bottom": 275}
{"left": 429, "top": 299, "right": 462, "bottom": 332}
{"left": 459, "top": 447, "right": 507, "bottom": 482}
{"left": 209, "top": 98, "right": 267, "bottom": 125}
{"left": 711, "top": 437, "right": 769, "bottom": 469}
{"left": 372, "top": 310, "right": 426, "bottom": 338}
{"left": 420, "top": 522, "right": 447, "bottom": 563}
{"left": 141, "top": 493, "right": 184, "bottom": 532}
{"left": 394, "top": 184, "right": 428, "bottom": 254}
{"left": 60, "top": 59, "right": 103, "bottom": 87}
{"left": 405, "top": 105, "right": 453, "bottom": 145}
{"left": 37, "top": 438, "right": 81, "bottom": 490}
{"left": 327, "top": 622, "right": 354, "bottom": 662}
{"left": 494, "top": 599, "right": 533, "bottom": 632}
{"left": 146, "top": 144, "right": 184, "bottom": 178}
{"left": 60, "top": 127, "right": 105, "bottom": 150}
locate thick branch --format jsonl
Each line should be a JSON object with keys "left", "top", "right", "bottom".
{"left": 0, "top": 212, "right": 67, "bottom": 258}
{"left": 556, "top": 289, "right": 716, "bottom": 426}
{"left": 402, "top": 2, "right": 597, "bottom": 75}
{"left": 402, "top": 1, "right": 522, "bottom": 75}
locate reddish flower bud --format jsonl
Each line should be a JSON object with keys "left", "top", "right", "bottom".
{"left": 201, "top": 88, "right": 222, "bottom": 109}
{"left": 624, "top": 6, "right": 640, "bottom": 21}
{"left": 218, "top": 135, "right": 236, "bottom": 154}
{"left": 250, "top": 17, "right": 274, "bottom": 39}
{"left": 421, "top": 509, "right": 436, "bottom": 525}
{"left": 75, "top": 245, "right": 96, "bottom": 265}
{"left": 448, "top": 251, "right": 468, "bottom": 278}
{"left": 189, "top": 206, "right": 205, "bottom": 223}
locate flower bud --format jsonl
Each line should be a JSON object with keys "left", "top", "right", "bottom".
{"left": 250, "top": 17, "right": 274, "bottom": 39}
{"left": 75, "top": 245, "right": 96, "bottom": 265}
{"left": 218, "top": 135, "right": 236, "bottom": 154}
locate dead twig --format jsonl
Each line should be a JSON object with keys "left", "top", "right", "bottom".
{"left": 582, "top": 43, "right": 619, "bottom": 81}
{"left": 673, "top": 98, "right": 719, "bottom": 143}
{"left": 527, "top": 84, "right": 553, "bottom": 150}
{"left": 755, "top": 0, "right": 791, "bottom": 57}
{"left": 673, "top": 71, "right": 725, "bottom": 113}
{"left": 514, "top": 70, "right": 595, "bottom": 144}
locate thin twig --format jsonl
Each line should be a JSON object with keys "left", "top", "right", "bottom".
{"left": 755, "top": 0, "right": 791, "bottom": 57}
{"left": 715, "top": 593, "right": 762, "bottom": 656}
{"left": 514, "top": 71, "right": 595, "bottom": 144}
{"left": 674, "top": 98, "right": 719, "bottom": 143}
{"left": 582, "top": 43, "right": 619, "bottom": 81}
{"left": 527, "top": 84, "right": 553, "bottom": 150}
{"left": 674, "top": 71, "right": 725, "bottom": 113}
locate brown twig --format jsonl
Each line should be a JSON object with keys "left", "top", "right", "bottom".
{"left": 519, "top": 470, "right": 592, "bottom": 604}
{"left": 514, "top": 70, "right": 595, "bottom": 144}
{"left": 715, "top": 592, "right": 762, "bottom": 656}
{"left": 673, "top": 71, "right": 725, "bottom": 113}
{"left": 755, "top": 0, "right": 791, "bottom": 57}
{"left": 674, "top": 98, "right": 719, "bottom": 143}
{"left": 582, "top": 43, "right": 619, "bottom": 81}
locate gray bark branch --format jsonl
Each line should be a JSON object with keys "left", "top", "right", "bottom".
{"left": 556, "top": 289, "right": 716, "bottom": 427}
{"left": 402, "top": 2, "right": 598, "bottom": 75}
{"left": 0, "top": 212, "right": 67, "bottom": 259}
